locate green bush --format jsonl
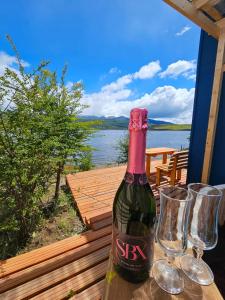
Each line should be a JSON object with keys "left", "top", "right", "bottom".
{"left": 116, "top": 132, "right": 129, "bottom": 164}
{"left": 0, "top": 37, "right": 97, "bottom": 259}
{"left": 77, "top": 151, "right": 94, "bottom": 171}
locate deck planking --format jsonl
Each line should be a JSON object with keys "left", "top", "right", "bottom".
{"left": 66, "top": 161, "right": 187, "bottom": 229}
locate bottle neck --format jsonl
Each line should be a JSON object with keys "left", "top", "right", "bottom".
{"left": 127, "top": 130, "right": 146, "bottom": 174}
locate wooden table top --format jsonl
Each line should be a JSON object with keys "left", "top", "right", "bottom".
{"left": 145, "top": 147, "right": 176, "bottom": 156}
{"left": 103, "top": 244, "right": 223, "bottom": 300}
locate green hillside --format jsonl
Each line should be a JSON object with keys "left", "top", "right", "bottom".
{"left": 151, "top": 124, "right": 191, "bottom": 131}
{"left": 92, "top": 120, "right": 191, "bottom": 131}
{"left": 80, "top": 116, "right": 191, "bottom": 131}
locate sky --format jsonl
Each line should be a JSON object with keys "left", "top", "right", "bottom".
{"left": 0, "top": 0, "right": 200, "bottom": 123}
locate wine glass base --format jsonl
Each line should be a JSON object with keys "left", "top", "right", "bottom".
{"left": 152, "top": 259, "right": 184, "bottom": 295}
{"left": 180, "top": 254, "right": 214, "bottom": 286}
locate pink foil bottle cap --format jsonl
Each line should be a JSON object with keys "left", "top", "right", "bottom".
{"left": 128, "top": 108, "right": 148, "bottom": 131}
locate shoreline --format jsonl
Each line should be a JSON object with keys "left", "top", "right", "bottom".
{"left": 93, "top": 128, "right": 191, "bottom": 131}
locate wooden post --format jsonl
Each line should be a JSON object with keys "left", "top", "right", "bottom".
{"left": 162, "top": 153, "right": 167, "bottom": 164}
{"left": 201, "top": 28, "right": 225, "bottom": 183}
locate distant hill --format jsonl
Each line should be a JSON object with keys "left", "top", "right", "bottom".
{"left": 79, "top": 115, "right": 191, "bottom": 131}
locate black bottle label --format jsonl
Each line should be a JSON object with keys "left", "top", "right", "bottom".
{"left": 112, "top": 226, "right": 154, "bottom": 272}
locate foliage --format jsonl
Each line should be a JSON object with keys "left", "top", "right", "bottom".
{"left": 0, "top": 36, "right": 96, "bottom": 259}
{"left": 76, "top": 150, "right": 93, "bottom": 171}
{"left": 116, "top": 132, "right": 129, "bottom": 164}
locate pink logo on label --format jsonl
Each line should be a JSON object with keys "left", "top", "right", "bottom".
{"left": 116, "top": 238, "right": 147, "bottom": 261}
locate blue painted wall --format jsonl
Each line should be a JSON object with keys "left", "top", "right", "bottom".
{"left": 187, "top": 30, "right": 225, "bottom": 185}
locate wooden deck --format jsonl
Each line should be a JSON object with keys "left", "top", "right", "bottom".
{"left": 0, "top": 226, "right": 111, "bottom": 299}
{"left": 66, "top": 161, "right": 187, "bottom": 230}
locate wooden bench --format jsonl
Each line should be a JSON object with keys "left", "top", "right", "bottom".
{"left": 155, "top": 150, "right": 189, "bottom": 186}
{"left": 0, "top": 226, "right": 111, "bottom": 300}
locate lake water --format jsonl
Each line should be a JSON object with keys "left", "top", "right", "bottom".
{"left": 88, "top": 130, "right": 190, "bottom": 166}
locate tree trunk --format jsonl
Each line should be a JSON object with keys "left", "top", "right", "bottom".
{"left": 54, "top": 163, "right": 63, "bottom": 201}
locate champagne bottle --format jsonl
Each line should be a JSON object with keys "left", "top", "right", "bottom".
{"left": 112, "top": 108, "right": 156, "bottom": 283}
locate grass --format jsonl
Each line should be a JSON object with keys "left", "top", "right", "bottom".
{"left": 18, "top": 177, "right": 86, "bottom": 254}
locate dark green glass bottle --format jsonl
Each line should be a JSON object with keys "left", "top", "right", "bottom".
{"left": 112, "top": 108, "right": 156, "bottom": 283}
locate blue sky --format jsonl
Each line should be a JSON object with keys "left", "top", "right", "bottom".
{"left": 0, "top": 0, "right": 200, "bottom": 123}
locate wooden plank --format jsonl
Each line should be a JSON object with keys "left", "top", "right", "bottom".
{"left": 72, "top": 279, "right": 104, "bottom": 300}
{"left": 91, "top": 217, "right": 113, "bottom": 231}
{"left": 0, "top": 226, "right": 111, "bottom": 278}
{"left": 0, "top": 234, "right": 111, "bottom": 294}
{"left": 0, "top": 246, "right": 110, "bottom": 300}
{"left": 217, "top": 17, "right": 225, "bottom": 29}
{"left": 89, "top": 212, "right": 112, "bottom": 225}
{"left": 79, "top": 204, "right": 109, "bottom": 214}
{"left": 194, "top": 0, "right": 211, "bottom": 9}
{"left": 92, "top": 193, "right": 115, "bottom": 201}
{"left": 83, "top": 206, "right": 112, "bottom": 218}
{"left": 75, "top": 183, "right": 119, "bottom": 194}
{"left": 66, "top": 166, "right": 125, "bottom": 179}
{"left": 202, "top": 29, "right": 225, "bottom": 183}
{"left": 201, "top": 4, "right": 222, "bottom": 22}
{"left": 72, "top": 177, "right": 123, "bottom": 187}
{"left": 87, "top": 210, "right": 112, "bottom": 224}
{"left": 163, "top": 0, "right": 219, "bottom": 38}
{"left": 30, "top": 260, "right": 108, "bottom": 300}
{"left": 194, "top": 0, "right": 220, "bottom": 10}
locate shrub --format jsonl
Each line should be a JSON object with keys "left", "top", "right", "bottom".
{"left": 0, "top": 37, "right": 97, "bottom": 258}
{"left": 116, "top": 132, "right": 129, "bottom": 164}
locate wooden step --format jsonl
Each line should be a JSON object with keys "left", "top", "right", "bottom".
{"left": 0, "top": 246, "right": 110, "bottom": 300}
{"left": 30, "top": 260, "right": 108, "bottom": 300}
{"left": 0, "top": 234, "right": 111, "bottom": 294}
{"left": 89, "top": 212, "right": 112, "bottom": 225}
{"left": 0, "top": 226, "right": 111, "bottom": 279}
{"left": 85, "top": 209, "right": 112, "bottom": 224}
{"left": 91, "top": 217, "right": 113, "bottom": 231}
{"left": 72, "top": 279, "right": 105, "bottom": 300}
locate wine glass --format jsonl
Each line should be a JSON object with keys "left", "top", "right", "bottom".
{"left": 152, "top": 186, "right": 192, "bottom": 294}
{"left": 180, "top": 183, "right": 222, "bottom": 285}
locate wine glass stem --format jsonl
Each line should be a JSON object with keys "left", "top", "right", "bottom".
{"left": 193, "top": 246, "right": 203, "bottom": 261}
{"left": 167, "top": 255, "right": 175, "bottom": 264}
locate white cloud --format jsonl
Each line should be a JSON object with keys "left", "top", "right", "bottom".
{"left": 102, "top": 74, "right": 133, "bottom": 93}
{"left": 0, "top": 51, "right": 29, "bottom": 76}
{"left": 176, "top": 26, "right": 191, "bottom": 36}
{"left": 102, "top": 60, "right": 161, "bottom": 93}
{"left": 82, "top": 85, "right": 195, "bottom": 123}
{"left": 160, "top": 60, "right": 196, "bottom": 80}
{"left": 134, "top": 60, "right": 161, "bottom": 79}
{"left": 109, "top": 67, "right": 121, "bottom": 74}
{"left": 81, "top": 59, "right": 196, "bottom": 123}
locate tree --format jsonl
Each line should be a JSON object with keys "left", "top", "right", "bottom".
{"left": 0, "top": 37, "right": 96, "bottom": 258}
{"left": 47, "top": 68, "right": 96, "bottom": 201}
{"left": 116, "top": 132, "right": 129, "bottom": 164}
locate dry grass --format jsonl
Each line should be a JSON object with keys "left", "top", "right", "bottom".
{"left": 19, "top": 177, "right": 86, "bottom": 254}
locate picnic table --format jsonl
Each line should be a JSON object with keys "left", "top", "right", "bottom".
{"left": 104, "top": 244, "right": 223, "bottom": 300}
{"left": 145, "top": 147, "right": 176, "bottom": 177}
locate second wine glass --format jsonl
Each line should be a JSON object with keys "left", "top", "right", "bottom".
{"left": 152, "top": 186, "right": 192, "bottom": 294}
{"left": 180, "top": 183, "right": 222, "bottom": 285}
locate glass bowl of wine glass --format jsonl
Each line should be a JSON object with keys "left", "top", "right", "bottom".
{"left": 180, "top": 183, "right": 222, "bottom": 286}
{"left": 152, "top": 186, "right": 192, "bottom": 294}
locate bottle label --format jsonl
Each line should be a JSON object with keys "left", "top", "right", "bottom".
{"left": 124, "top": 172, "right": 148, "bottom": 185}
{"left": 112, "top": 226, "right": 154, "bottom": 272}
